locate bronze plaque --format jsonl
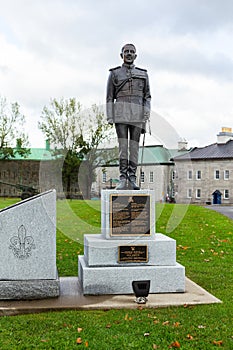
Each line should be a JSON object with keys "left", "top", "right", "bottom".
{"left": 118, "top": 245, "right": 148, "bottom": 263}
{"left": 110, "top": 194, "right": 151, "bottom": 236}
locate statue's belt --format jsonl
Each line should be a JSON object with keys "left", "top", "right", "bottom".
{"left": 116, "top": 90, "right": 144, "bottom": 98}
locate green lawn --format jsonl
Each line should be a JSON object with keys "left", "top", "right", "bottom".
{"left": 0, "top": 198, "right": 232, "bottom": 349}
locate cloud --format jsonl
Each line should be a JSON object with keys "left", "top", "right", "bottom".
{"left": 0, "top": 0, "right": 233, "bottom": 147}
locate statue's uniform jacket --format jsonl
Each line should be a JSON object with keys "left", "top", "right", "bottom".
{"left": 106, "top": 64, "right": 151, "bottom": 124}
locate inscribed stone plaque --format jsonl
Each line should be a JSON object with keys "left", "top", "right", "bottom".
{"left": 110, "top": 194, "right": 150, "bottom": 236}
{"left": 0, "top": 190, "right": 57, "bottom": 280}
{"left": 118, "top": 245, "right": 148, "bottom": 263}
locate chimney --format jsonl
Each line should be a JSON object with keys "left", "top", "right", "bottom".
{"left": 217, "top": 127, "right": 233, "bottom": 144}
{"left": 178, "top": 138, "right": 188, "bottom": 151}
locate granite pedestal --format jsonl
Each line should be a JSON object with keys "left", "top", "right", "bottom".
{"left": 78, "top": 190, "right": 185, "bottom": 295}
{"left": 0, "top": 190, "right": 60, "bottom": 299}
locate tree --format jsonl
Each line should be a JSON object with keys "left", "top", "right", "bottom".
{"left": 0, "top": 96, "right": 30, "bottom": 159}
{"left": 38, "top": 98, "right": 117, "bottom": 199}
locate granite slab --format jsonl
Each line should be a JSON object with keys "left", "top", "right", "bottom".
{"left": 0, "top": 276, "right": 60, "bottom": 300}
{"left": 78, "top": 256, "right": 185, "bottom": 295}
{"left": 0, "top": 277, "right": 222, "bottom": 316}
{"left": 0, "top": 190, "right": 57, "bottom": 280}
{"left": 84, "top": 233, "right": 176, "bottom": 267}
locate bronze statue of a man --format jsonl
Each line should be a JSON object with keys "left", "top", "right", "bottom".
{"left": 106, "top": 43, "right": 151, "bottom": 190}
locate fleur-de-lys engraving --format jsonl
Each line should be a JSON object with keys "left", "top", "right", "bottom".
{"left": 9, "top": 225, "right": 36, "bottom": 259}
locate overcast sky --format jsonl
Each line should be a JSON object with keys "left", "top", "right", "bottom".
{"left": 1, "top": 0, "right": 233, "bottom": 148}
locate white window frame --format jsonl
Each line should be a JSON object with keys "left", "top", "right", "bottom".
{"left": 149, "top": 171, "right": 154, "bottom": 183}
{"left": 187, "top": 188, "right": 192, "bottom": 198}
{"left": 196, "top": 189, "right": 201, "bottom": 199}
{"left": 224, "top": 189, "right": 229, "bottom": 199}
{"left": 140, "top": 171, "right": 145, "bottom": 183}
{"left": 215, "top": 170, "right": 220, "bottom": 180}
{"left": 102, "top": 172, "right": 107, "bottom": 183}
{"left": 187, "top": 170, "right": 192, "bottom": 180}
{"left": 196, "top": 170, "right": 201, "bottom": 180}
{"left": 224, "top": 170, "right": 230, "bottom": 180}
{"left": 171, "top": 188, "right": 175, "bottom": 198}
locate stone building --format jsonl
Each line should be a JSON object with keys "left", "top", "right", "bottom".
{"left": 0, "top": 141, "right": 64, "bottom": 198}
{"left": 5, "top": 127, "right": 233, "bottom": 205}
{"left": 173, "top": 127, "right": 233, "bottom": 205}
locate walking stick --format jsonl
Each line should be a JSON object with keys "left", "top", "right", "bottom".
{"left": 139, "top": 121, "right": 151, "bottom": 188}
{"left": 139, "top": 129, "right": 146, "bottom": 189}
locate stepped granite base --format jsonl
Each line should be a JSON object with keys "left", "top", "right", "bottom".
{"left": 78, "top": 190, "right": 186, "bottom": 296}
{"left": 84, "top": 233, "right": 176, "bottom": 267}
{"left": 79, "top": 256, "right": 185, "bottom": 295}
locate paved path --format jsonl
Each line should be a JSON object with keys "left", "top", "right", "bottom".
{"left": 206, "top": 205, "right": 233, "bottom": 220}
{"left": 0, "top": 277, "right": 221, "bottom": 316}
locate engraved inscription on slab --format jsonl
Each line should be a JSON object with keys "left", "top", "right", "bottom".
{"left": 9, "top": 225, "right": 36, "bottom": 260}
{"left": 110, "top": 194, "right": 150, "bottom": 236}
{"left": 118, "top": 245, "right": 148, "bottom": 263}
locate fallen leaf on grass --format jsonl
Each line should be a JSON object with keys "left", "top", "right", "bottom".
{"left": 173, "top": 322, "right": 180, "bottom": 327}
{"left": 124, "top": 313, "right": 133, "bottom": 321}
{"left": 76, "top": 337, "right": 82, "bottom": 344}
{"left": 63, "top": 323, "right": 72, "bottom": 328}
{"left": 153, "top": 344, "right": 159, "bottom": 349}
{"left": 106, "top": 324, "right": 111, "bottom": 328}
{"left": 213, "top": 340, "right": 223, "bottom": 346}
{"left": 85, "top": 341, "right": 89, "bottom": 347}
{"left": 162, "top": 320, "right": 170, "bottom": 325}
{"left": 153, "top": 320, "right": 160, "bottom": 324}
{"left": 169, "top": 340, "right": 181, "bottom": 348}
{"left": 198, "top": 325, "right": 206, "bottom": 329}
{"left": 186, "top": 334, "right": 194, "bottom": 340}
{"left": 144, "top": 332, "right": 150, "bottom": 337}
{"left": 177, "top": 245, "right": 190, "bottom": 250}
{"left": 41, "top": 339, "right": 49, "bottom": 343}
{"left": 77, "top": 327, "right": 83, "bottom": 333}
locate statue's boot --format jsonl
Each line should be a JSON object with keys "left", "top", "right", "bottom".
{"left": 128, "top": 175, "right": 140, "bottom": 190}
{"left": 116, "top": 178, "right": 127, "bottom": 190}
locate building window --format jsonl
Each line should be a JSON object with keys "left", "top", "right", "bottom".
{"left": 149, "top": 171, "right": 154, "bottom": 183}
{"left": 171, "top": 188, "right": 175, "bottom": 198}
{"left": 102, "top": 172, "right": 106, "bottom": 183}
{"left": 196, "top": 170, "right": 201, "bottom": 180}
{"left": 224, "top": 170, "right": 230, "bottom": 180}
{"left": 188, "top": 170, "right": 192, "bottom": 180}
{"left": 140, "top": 171, "right": 145, "bottom": 183}
{"left": 224, "top": 189, "right": 229, "bottom": 199}
{"left": 196, "top": 189, "right": 201, "bottom": 198}
{"left": 215, "top": 170, "right": 220, "bottom": 179}
{"left": 187, "top": 189, "right": 192, "bottom": 198}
